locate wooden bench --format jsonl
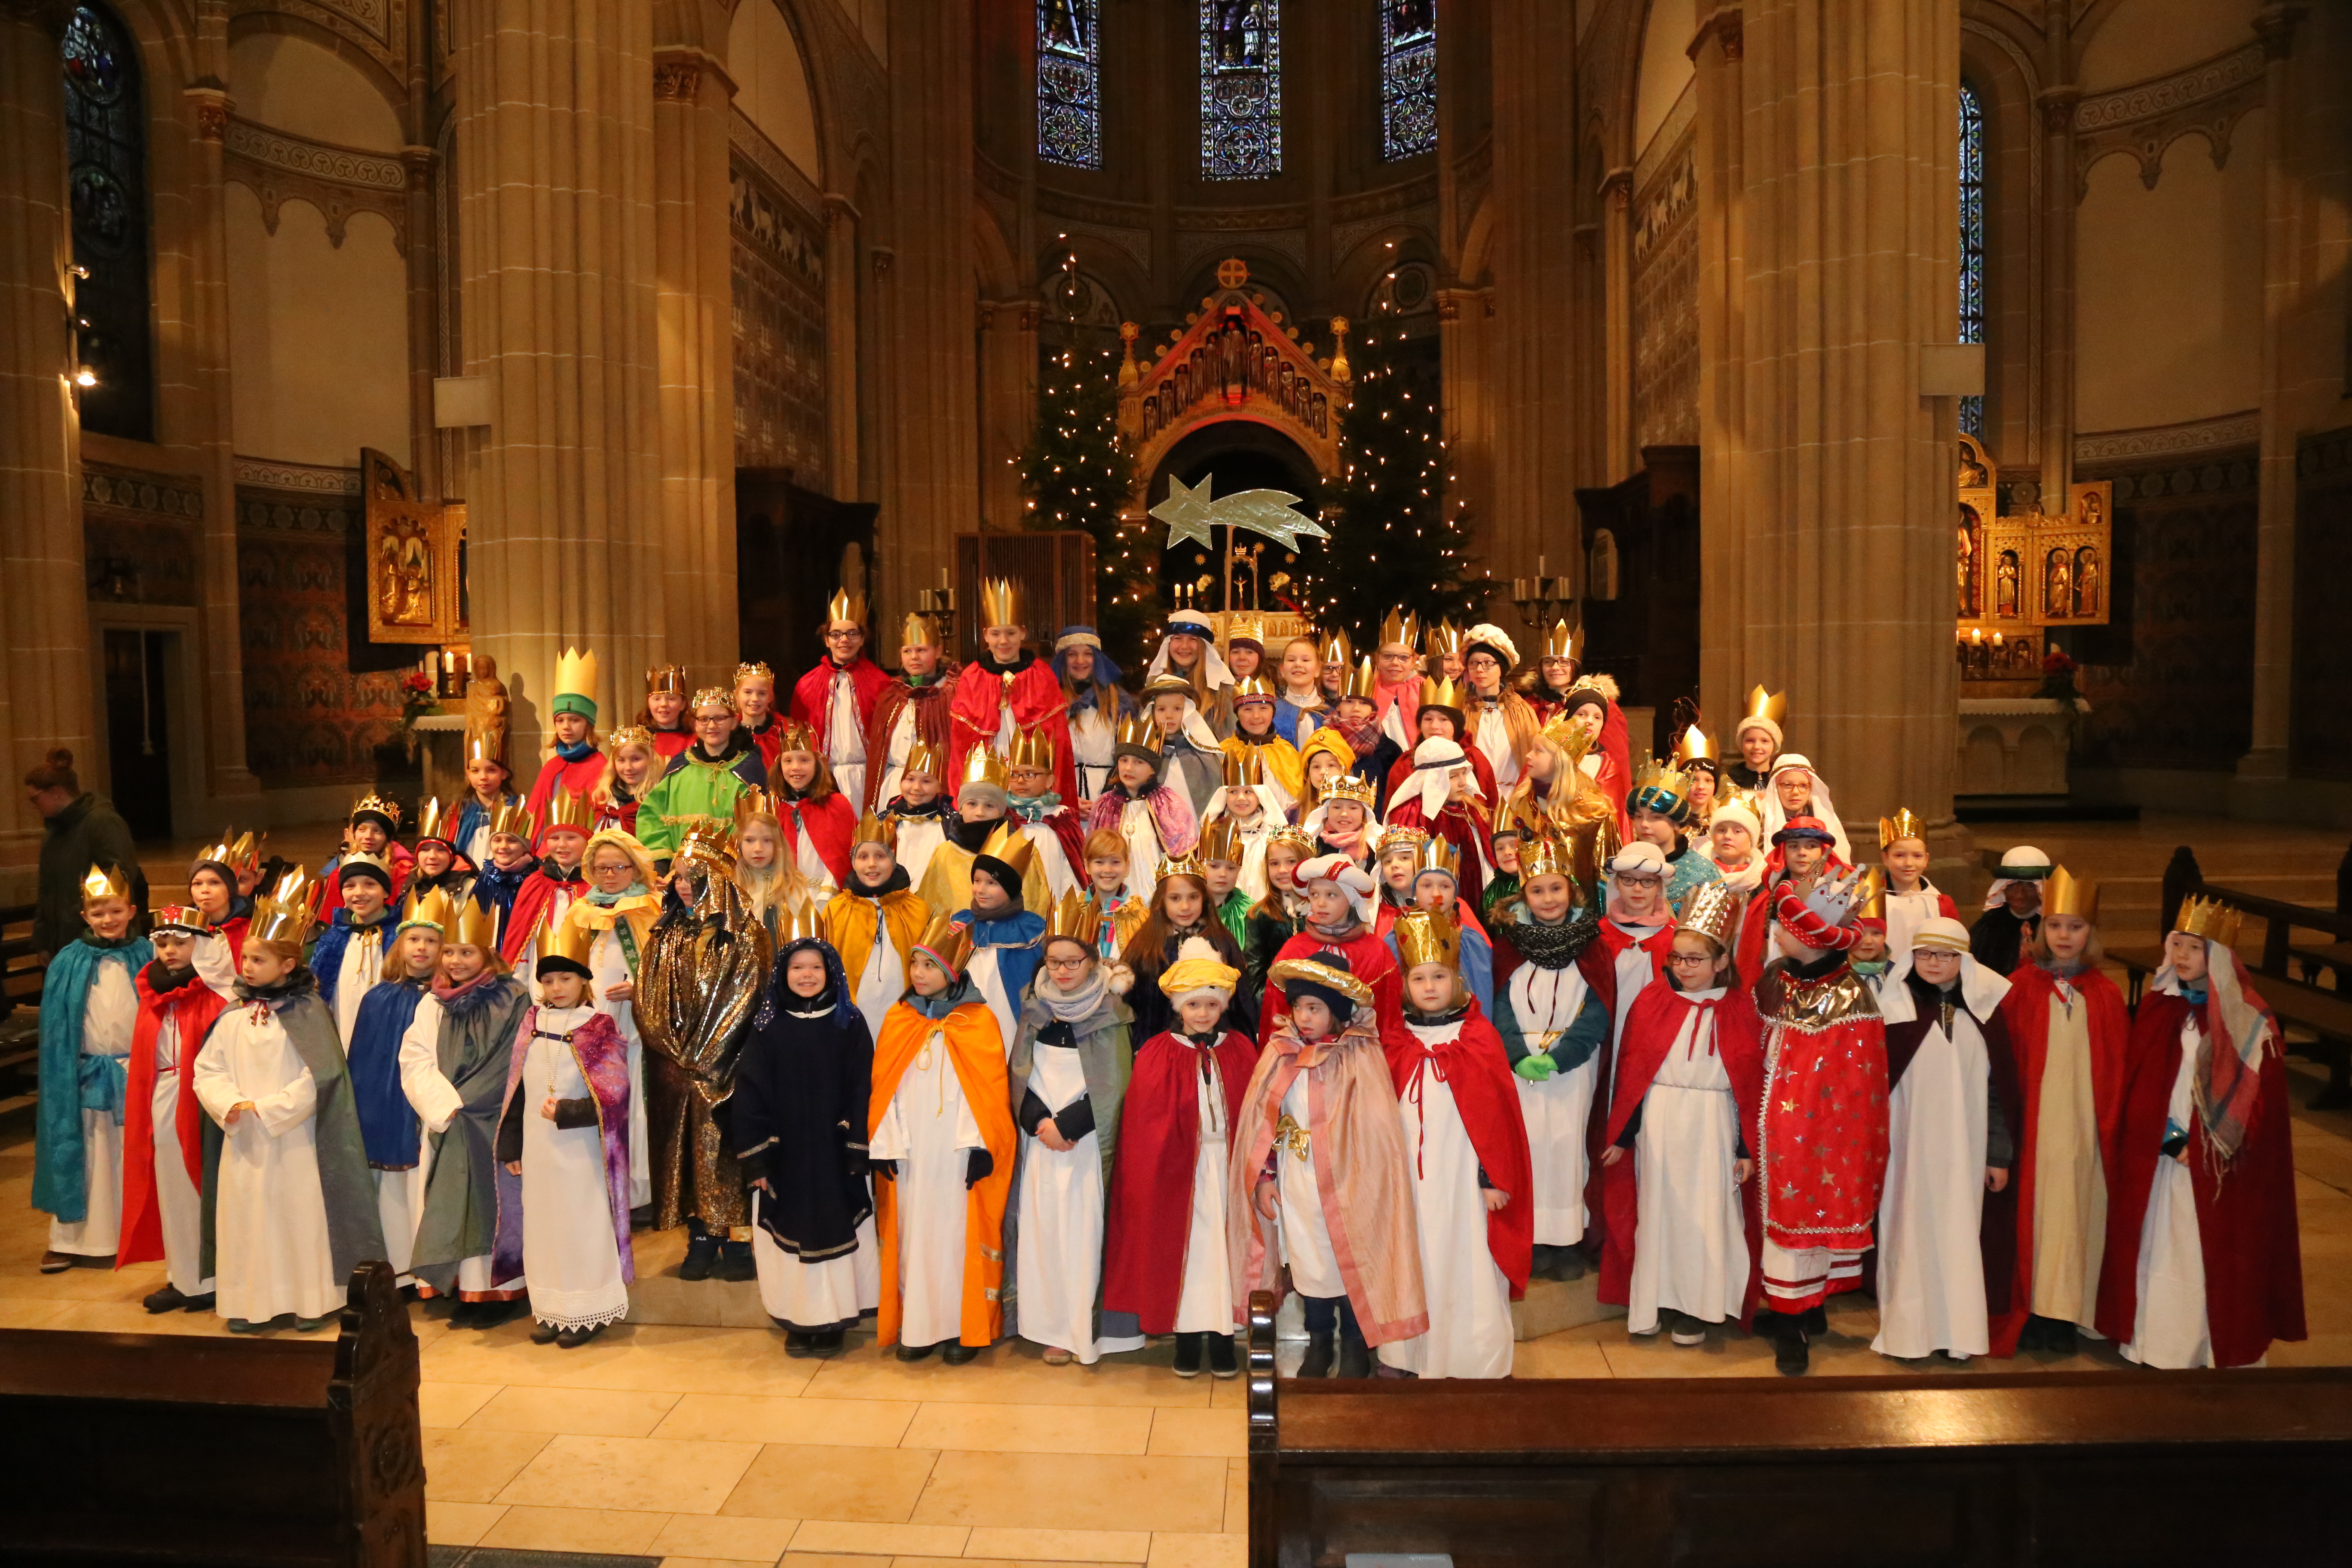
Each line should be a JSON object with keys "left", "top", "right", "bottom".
{"left": 1244, "top": 1294, "right": 2352, "bottom": 1568}
{"left": 0, "top": 1262, "right": 426, "bottom": 1567}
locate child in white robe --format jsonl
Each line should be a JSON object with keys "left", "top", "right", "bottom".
{"left": 34, "top": 869, "right": 144, "bottom": 1271}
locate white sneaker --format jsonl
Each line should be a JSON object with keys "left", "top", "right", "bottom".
{"left": 1670, "top": 1329, "right": 1706, "bottom": 1347}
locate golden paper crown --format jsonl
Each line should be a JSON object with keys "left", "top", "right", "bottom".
{"left": 398, "top": 885, "right": 458, "bottom": 933}
{"left": 1379, "top": 607, "right": 1420, "bottom": 652}
{"left": 903, "top": 737, "right": 948, "bottom": 779}
{"left": 734, "top": 661, "right": 775, "bottom": 686}
{"left": 1424, "top": 619, "right": 1464, "bottom": 660}
{"left": 1340, "top": 655, "right": 1381, "bottom": 701}
{"left": 554, "top": 646, "right": 600, "bottom": 704}
{"left": 646, "top": 664, "right": 688, "bottom": 695}
{"left": 825, "top": 585, "right": 867, "bottom": 628}
{"left": 2173, "top": 893, "right": 2240, "bottom": 947}
{"left": 961, "top": 745, "right": 1011, "bottom": 793}
{"left": 1265, "top": 824, "right": 1316, "bottom": 857}
{"left": 1392, "top": 908, "right": 1461, "bottom": 972}
{"left": 1853, "top": 865, "right": 1886, "bottom": 923}
{"left": 1742, "top": 684, "right": 1789, "bottom": 729}
{"left": 1318, "top": 628, "right": 1354, "bottom": 668}
{"left": 771, "top": 718, "right": 819, "bottom": 757}
{"left": 1044, "top": 887, "right": 1102, "bottom": 947}
{"left": 978, "top": 820, "right": 1040, "bottom": 885}
{"left": 978, "top": 576, "right": 1024, "bottom": 630}
{"left": 607, "top": 725, "right": 656, "bottom": 756}
{"left": 734, "top": 786, "right": 779, "bottom": 830}
{"left": 350, "top": 790, "right": 403, "bottom": 830}
{"left": 692, "top": 685, "right": 734, "bottom": 710}
{"left": 193, "top": 829, "right": 261, "bottom": 876}
{"left": 1671, "top": 725, "right": 1715, "bottom": 767}
{"left": 1629, "top": 757, "right": 1691, "bottom": 815}
{"left": 488, "top": 802, "right": 539, "bottom": 841}
{"left": 899, "top": 610, "right": 940, "bottom": 649}
{"left": 465, "top": 730, "right": 507, "bottom": 768}
{"left": 851, "top": 810, "right": 897, "bottom": 850}
{"left": 1540, "top": 619, "right": 1578, "bottom": 663}
{"left": 775, "top": 897, "right": 830, "bottom": 946}
{"left": 1418, "top": 675, "right": 1463, "bottom": 711}
{"left": 150, "top": 904, "right": 206, "bottom": 934}
{"left": 1538, "top": 711, "right": 1596, "bottom": 765}
{"left": 1518, "top": 828, "right": 1567, "bottom": 881}
{"left": 412, "top": 798, "right": 453, "bottom": 844}
{"left": 915, "top": 912, "right": 975, "bottom": 975}
{"left": 2043, "top": 864, "right": 2101, "bottom": 922}
{"left": 249, "top": 867, "right": 319, "bottom": 946}
{"left": 1320, "top": 772, "right": 1377, "bottom": 808}
{"left": 81, "top": 863, "right": 131, "bottom": 903}
{"left": 1158, "top": 847, "right": 1207, "bottom": 884}
{"left": 1415, "top": 834, "right": 1462, "bottom": 881}
{"left": 1198, "top": 815, "right": 1243, "bottom": 866}
{"left": 542, "top": 785, "right": 593, "bottom": 834}
{"left": 1231, "top": 675, "right": 1276, "bottom": 704}
{"left": 1007, "top": 728, "right": 1057, "bottom": 772}
{"left": 1378, "top": 823, "right": 1430, "bottom": 858}
{"left": 675, "top": 818, "right": 738, "bottom": 873}
{"left": 540, "top": 913, "right": 597, "bottom": 972}
{"left": 1878, "top": 808, "right": 1929, "bottom": 848}
{"left": 1114, "top": 710, "right": 1161, "bottom": 753}
{"left": 448, "top": 895, "right": 502, "bottom": 952}
{"left": 1226, "top": 616, "right": 1265, "bottom": 646}
{"left": 1222, "top": 748, "right": 1266, "bottom": 790}
{"left": 1677, "top": 880, "right": 1743, "bottom": 951}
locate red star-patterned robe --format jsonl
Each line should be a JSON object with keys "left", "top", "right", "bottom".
{"left": 1750, "top": 956, "right": 1889, "bottom": 1314}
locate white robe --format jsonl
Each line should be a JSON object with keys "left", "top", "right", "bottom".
{"left": 1381, "top": 1021, "right": 1515, "bottom": 1379}
{"left": 873, "top": 701, "right": 921, "bottom": 811}
{"left": 790, "top": 818, "right": 836, "bottom": 891}
{"left": 2123, "top": 1016, "right": 2216, "bottom": 1369}
{"left": 1112, "top": 796, "right": 1170, "bottom": 902}
{"left": 965, "top": 943, "right": 1030, "bottom": 1059}
{"left": 869, "top": 1023, "right": 988, "bottom": 1347}
{"left": 329, "top": 924, "right": 388, "bottom": 1044}
{"left": 2027, "top": 978, "right": 2107, "bottom": 1331}
{"left": 1872, "top": 1001, "right": 1994, "bottom": 1359}
{"left": 1070, "top": 704, "right": 1116, "bottom": 805}
{"left": 147, "top": 1013, "right": 215, "bottom": 1297}
{"left": 585, "top": 923, "right": 651, "bottom": 1209}
{"left": 1014, "top": 1030, "right": 1140, "bottom": 1362}
{"left": 753, "top": 1193, "right": 881, "bottom": 1328}
{"left": 48, "top": 960, "right": 137, "bottom": 1257}
{"left": 398, "top": 996, "right": 526, "bottom": 1296}
{"left": 1174, "top": 1047, "right": 1238, "bottom": 1335}
{"left": 1509, "top": 959, "right": 1599, "bottom": 1246}
{"left": 1883, "top": 884, "right": 1948, "bottom": 968}
{"left": 1625, "top": 989, "right": 1749, "bottom": 1333}
{"left": 827, "top": 668, "right": 868, "bottom": 812}
{"left": 1470, "top": 702, "right": 1521, "bottom": 790}
{"left": 517, "top": 1005, "right": 630, "bottom": 1331}
{"left": 1274, "top": 1071, "right": 1343, "bottom": 1300}
{"left": 193, "top": 927, "right": 239, "bottom": 999}
{"left": 193, "top": 1002, "right": 341, "bottom": 1323}
{"left": 847, "top": 910, "right": 908, "bottom": 1041}
{"left": 894, "top": 818, "right": 946, "bottom": 890}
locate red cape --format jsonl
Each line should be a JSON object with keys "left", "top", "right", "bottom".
{"left": 1257, "top": 925, "right": 1409, "bottom": 1065}
{"left": 778, "top": 791, "right": 858, "bottom": 886}
{"left": 117, "top": 967, "right": 230, "bottom": 1269}
{"left": 790, "top": 655, "right": 894, "bottom": 759}
{"left": 1596, "top": 982, "right": 1765, "bottom": 1323}
{"left": 948, "top": 656, "right": 1078, "bottom": 804}
{"left": 2093, "top": 987, "right": 2305, "bottom": 1366}
{"left": 527, "top": 750, "right": 610, "bottom": 820}
{"left": 501, "top": 866, "right": 584, "bottom": 963}
{"left": 1101, "top": 1028, "right": 1258, "bottom": 1332}
{"left": 648, "top": 725, "right": 692, "bottom": 761}
{"left": 315, "top": 841, "right": 416, "bottom": 919}
{"left": 1023, "top": 804, "right": 1088, "bottom": 891}
{"left": 1384, "top": 1003, "right": 1534, "bottom": 1297}
{"left": 861, "top": 671, "right": 962, "bottom": 814}
{"left": 1382, "top": 797, "right": 1494, "bottom": 911}
{"left": 1986, "top": 963, "right": 2131, "bottom": 1356}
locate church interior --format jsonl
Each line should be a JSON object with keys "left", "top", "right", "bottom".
{"left": 3, "top": 0, "right": 2352, "bottom": 1563}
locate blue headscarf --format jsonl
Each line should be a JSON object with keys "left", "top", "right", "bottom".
{"left": 754, "top": 934, "right": 856, "bottom": 1031}
{"left": 1052, "top": 627, "right": 1127, "bottom": 714}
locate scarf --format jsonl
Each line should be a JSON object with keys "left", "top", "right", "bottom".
{"left": 554, "top": 738, "right": 597, "bottom": 763}
{"left": 2167, "top": 948, "right": 2275, "bottom": 1166}
{"left": 1009, "top": 791, "right": 1063, "bottom": 821}
{"left": 1307, "top": 916, "right": 1366, "bottom": 943}
{"left": 972, "top": 650, "right": 1037, "bottom": 678}
{"left": 431, "top": 968, "right": 510, "bottom": 1017}
{"left": 946, "top": 815, "right": 1000, "bottom": 851}
{"left": 142, "top": 960, "right": 200, "bottom": 994}
{"left": 888, "top": 796, "right": 952, "bottom": 821}
{"left": 1508, "top": 910, "right": 1600, "bottom": 969}
{"left": 1329, "top": 714, "right": 1382, "bottom": 756}
{"left": 906, "top": 977, "right": 977, "bottom": 1019}
{"left": 1032, "top": 967, "right": 1112, "bottom": 1025}
{"left": 851, "top": 864, "right": 914, "bottom": 897}
{"left": 584, "top": 881, "right": 647, "bottom": 906}
{"left": 233, "top": 966, "right": 318, "bottom": 1011}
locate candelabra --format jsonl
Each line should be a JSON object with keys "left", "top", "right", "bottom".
{"left": 1509, "top": 554, "right": 1577, "bottom": 629}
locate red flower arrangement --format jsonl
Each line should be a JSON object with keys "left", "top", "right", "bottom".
{"left": 2037, "top": 646, "right": 2079, "bottom": 702}
{"left": 401, "top": 671, "right": 435, "bottom": 697}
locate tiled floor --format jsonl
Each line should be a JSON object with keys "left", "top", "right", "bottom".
{"left": 5, "top": 811, "right": 2343, "bottom": 1566}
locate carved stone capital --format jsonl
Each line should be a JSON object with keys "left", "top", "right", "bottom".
{"left": 2252, "top": 6, "right": 2304, "bottom": 61}
{"left": 185, "top": 86, "right": 232, "bottom": 142}
{"left": 1600, "top": 167, "right": 1633, "bottom": 211}
{"left": 1689, "top": 6, "right": 1742, "bottom": 64}
{"left": 871, "top": 246, "right": 895, "bottom": 279}
{"left": 654, "top": 61, "right": 701, "bottom": 101}
{"left": 2035, "top": 87, "right": 2081, "bottom": 136}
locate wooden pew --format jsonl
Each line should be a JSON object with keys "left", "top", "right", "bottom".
{"left": 0, "top": 1262, "right": 426, "bottom": 1567}
{"left": 1244, "top": 1294, "right": 2352, "bottom": 1568}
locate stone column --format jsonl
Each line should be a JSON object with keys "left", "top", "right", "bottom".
{"left": 0, "top": 0, "right": 92, "bottom": 897}
{"left": 2033, "top": 77, "right": 2078, "bottom": 507}
{"left": 978, "top": 297, "right": 1039, "bottom": 533}
{"left": 1600, "top": 166, "right": 1634, "bottom": 481}
{"left": 1436, "top": 286, "right": 1496, "bottom": 571}
{"left": 876, "top": 0, "right": 979, "bottom": 632}
{"left": 1691, "top": 4, "right": 1748, "bottom": 730}
{"left": 1696, "top": 0, "right": 1967, "bottom": 857}
{"left": 451, "top": 0, "right": 666, "bottom": 756}
{"left": 1485, "top": 0, "right": 1589, "bottom": 634}
{"left": 2235, "top": 6, "right": 2306, "bottom": 794}
{"left": 652, "top": 41, "right": 739, "bottom": 687}
{"left": 824, "top": 192, "right": 861, "bottom": 500}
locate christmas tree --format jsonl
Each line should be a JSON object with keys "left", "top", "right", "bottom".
{"left": 1291, "top": 323, "right": 1479, "bottom": 645}
{"left": 1018, "top": 333, "right": 1148, "bottom": 672}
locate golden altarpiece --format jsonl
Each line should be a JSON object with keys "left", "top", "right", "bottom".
{"left": 1954, "top": 433, "right": 2112, "bottom": 697}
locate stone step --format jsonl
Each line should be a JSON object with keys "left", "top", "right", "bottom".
{"left": 1511, "top": 1270, "right": 1623, "bottom": 1342}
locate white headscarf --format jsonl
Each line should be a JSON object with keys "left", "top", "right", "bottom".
{"left": 1387, "top": 737, "right": 1476, "bottom": 823}
{"left": 1757, "top": 753, "right": 1852, "bottom": 862}
{"left": 1879, "top": 918, "right": 2012, "bottom": 1025}
{"left": 1145, "top": 611, "right": 1234, "bottom": 693}
{"left": 1981, "top": 845, "right": 2052, "bottom": 910}
{"left": 1297, "top": 852, "right": 1376, "bottom": 921}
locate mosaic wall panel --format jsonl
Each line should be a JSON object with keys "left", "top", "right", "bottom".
{"left": 2070, "top": 447, "right": 2258, "bottom": 773}
{"left": 730, "top": 152, "right": 828, "bottom": 484}
{"left": 1631, "top": 144, "right": 1697, "bottom": 451}
{"left": 236, "top": 475, "right": 411, "bottom": 788}
{"left": 82, "top": 462, "right": 202, "bottom": 606}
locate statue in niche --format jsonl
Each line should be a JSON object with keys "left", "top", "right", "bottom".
{"left": 1997, "top": 551, "right": 2020, "bottom": 619}
{"left": 377, "top": 518, "right": 434, "bottom": 627}
{"left": 1959, "top": 449, "right": 1989, "bottom": 489}
{"left": 465, "top": 653, "right": 509, "bottom": 766}
{"left": 1956, "top": 506, "right": 1980, "bottom": 618}
{"left": 2074, "top": 546, "right": 2101, "bottom": 617}
{"left": 2046, "top": 549, "right": 2072, "bottom": 619}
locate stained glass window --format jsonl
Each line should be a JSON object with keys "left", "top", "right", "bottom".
{"left": 1380, "top": 0, "right": 1436, "bottom": 161}
{"left": 1038, "top": 0, "right": 1101, "bottom": 170}
{"left": 1201, "top": 1, "right": 1280, "bottom": 180}
{"left": 63, "top": 3, "right": 152, "bottom": 441}
{"left": 1958, "top": 79, "right": 1986, "bottom": 439}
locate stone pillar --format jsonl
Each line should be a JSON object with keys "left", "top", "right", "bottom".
{"left": 1600, "top": 166, "right": 1634, "bottom": 482}
{"left": 0, "top": 0, "right": 92, "bottom": 897}
{"left": 877, "top": 0, "right": 979, "bottom": 632}
{"left": 2236, "top": 6, "right": 2306, "bottom": 792}
{"left": 452, "top": 0, "right": 666, "bottom": 756}
{"left": 1695, "top": 0, "right": 1967, "bottom": 857}
{"left": 652, "top": 42, "right": 740, "bottom": 687}
{"left": 1436, "top": 286, "right": 1496, "bottom": 571}
{"left": 2033, "top": 77, "right": 2078, "bottom": 507}
{"left": 1485, "top": 0, "right": 1589, "bottom": 634}
{"left": 824, "top": 193, "right": 861, "bottom": 501}
{"left": 978, "top": 297, "right": 1039, "bottom": 533}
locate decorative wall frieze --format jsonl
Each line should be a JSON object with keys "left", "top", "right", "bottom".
{"left": 231, "top": 0, "right": 405, "bottom": 79}
{"left": 1328, "top": 175, "right": 1438, "bottom": 224}
{"left": 729, "top": 106, "right": 823, "bottom": 226}
{"left": 1054, "top": 216, "right": 1152, "bottom": 272}
{"left": 2073, "top": 410, "right": 2259, "bottom": 466}
{"left": 2073, "top": 41, "right": 2266, "bottom": 198}
{"left": 83, "top": 461, "right": 206, "bottom": 521}
{"left": 233, "top": 456, "right": 364, "bottom": 496}
{"left": 223, "top": 114, "right": 410, "bottom": 248}
{"left": 1330, "top": 205, "right": 1436, "bottom": 266}
{"left": 1175, "top": 227, "right": 1306, "bottom": 278}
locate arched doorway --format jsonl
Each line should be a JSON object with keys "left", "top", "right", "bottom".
{"left": 1145, "top": 419, "right": 1324, "bottom": 610}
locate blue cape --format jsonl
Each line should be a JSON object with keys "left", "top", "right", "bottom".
{"left": 954, "top": 908, "right": 1048, "bottom": 1007}
{"left": 310, "top": 907, "right": 395, "bottom": 1017}
{"left": 33, "top": 935, "right": 150, "bottom": 1222}
{"left": 346, "top": 974, "right": 434, "bottom": 1167}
